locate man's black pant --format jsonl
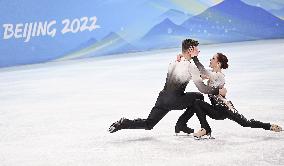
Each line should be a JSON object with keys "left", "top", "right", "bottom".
{"left": 123, "top": 91, "right": 204, "bottom": 130}
{"left": 193, "top": 99, "right": 271, "bottom": 134}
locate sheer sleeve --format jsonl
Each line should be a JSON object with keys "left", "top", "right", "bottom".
{"left": 192, "top": 76, "right": 219, "bottom": 95}
{"left": 190, "top": 65, "right": 219, "bottom": 95}
{"left": 192, "top": 56, "right": 213, "bottom": 78}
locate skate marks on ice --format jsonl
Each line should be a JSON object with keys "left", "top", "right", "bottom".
{"left": 104, "top": 131, "right": 283, "bottom": 165}
{"left": 106, "top": 131, "right": 161, "bottom": 145}
{"left": 193, "top": 136, "right": 215, "bottom": 141}
{"left": 108, "top": 136, "right": 158, "bottom": 144}
{"left": 223, "top": 132, "right": 284, "bottom": 145}
{"left": 107, "top": 132, "right": 220, "bottom": 146}
{"left": 107, "top": 131, "right": 284, "bottom": 145}
{"left": 174, "top": 133, "right": 193, "bottom": 137}
{"left": 174, "top": 132, "right": 284, "bottom": 164}
{"left": 217, "top": 132, "right": 284, "bottom": 165}
{"left": 262, "top": 148, "right": 284, "bottom": 165}
{"left": 174, "top": 133, "right": 216, "bottom": 140}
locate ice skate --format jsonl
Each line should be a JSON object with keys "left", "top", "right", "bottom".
{"left": 108, "top": 117, "right": 130, "bottom": 133}
{"left": 193, "top": 128, "right": 214, "bottom": 140}
{"left": 270, "top": 124, "right": 282, "bottom": 132}
{"left": 175, "top": 125, "right": 194, "bottom": 136}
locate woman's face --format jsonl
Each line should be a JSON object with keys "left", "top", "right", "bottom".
{"left": 209, "top": 54, "right": 219, "bottom": 68}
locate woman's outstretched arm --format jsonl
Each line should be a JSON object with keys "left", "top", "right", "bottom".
{"left": 192, "top": 56, "right": 212, "bottom": 78}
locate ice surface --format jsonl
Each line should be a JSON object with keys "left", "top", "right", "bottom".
{"left": 0, "top": 39, "right": 284, "bottom": 166}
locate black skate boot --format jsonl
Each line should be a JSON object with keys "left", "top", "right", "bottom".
{"left": 175, "top": 108, "right": 195, "bottom": 135}
{"left": 175, "top": 125, "right": 194, "bottom": 135}
{"left": 108, "top": 118, "right": 130, "bottom": 133}
{"left": 108, "top": 118, "right": 148, "bottom": 133}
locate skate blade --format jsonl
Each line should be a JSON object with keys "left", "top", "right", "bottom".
{"left": 194, "top": 135, "right": 215, "bottom": 140}
{"left": 174, "top": 133, "right": 192, "bottom": 137}
{"left": 108, "top": 126, "right": 115, "bottom": 133}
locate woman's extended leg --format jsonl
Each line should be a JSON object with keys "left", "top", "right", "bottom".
{"left": 225, "top": 106, "right": 272, "bottom": 130}
{"left": 223, "top": 102, "right": 282, "bottom": 132}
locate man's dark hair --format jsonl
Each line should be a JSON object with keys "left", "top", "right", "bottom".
{"left": 182, "top": 39, "right": 199, "bottom": 53}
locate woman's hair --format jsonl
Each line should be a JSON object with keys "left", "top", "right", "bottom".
{"left": 217, "top": 53, "right": 229, "bottom": 69}
{"left": 182, "top": 39, "right": 199, "bottom": 53}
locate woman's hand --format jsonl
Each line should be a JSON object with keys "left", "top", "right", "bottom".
{"left": 201, "top": 74, "right": 209, "bottom": 80}
{"left": 219, "top": 87, "right": 227, "bottom": 97}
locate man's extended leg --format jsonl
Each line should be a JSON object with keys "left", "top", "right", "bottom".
{"left": 109, "top": 106, "right": 170, "bottom": 133}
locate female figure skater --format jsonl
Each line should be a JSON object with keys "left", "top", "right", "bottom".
{"left": 179, "top": 47, "right": 282, "bottom": 139}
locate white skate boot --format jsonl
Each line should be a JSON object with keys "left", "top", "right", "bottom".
{"left": 270, "top": 124, "right": 282, "bottom": 132}
{"left": 193, "top": 128, "right": 214, "bottom": 140}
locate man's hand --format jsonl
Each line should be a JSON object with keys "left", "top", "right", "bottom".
{"left": 176, "top": 54, "right": 183, "bottom": 62}
{"left": 219, "top": 87, "right": 227, "bottom": 97}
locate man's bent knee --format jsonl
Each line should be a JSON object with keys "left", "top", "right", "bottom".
{"left": 196, "top": 93, "right": 204, "bottom": 101}
{"left": 194, "top": 99, "right": 204, "bottom": 106}
{"left": 145, "top": 119, "right": 158, "bottom": 130}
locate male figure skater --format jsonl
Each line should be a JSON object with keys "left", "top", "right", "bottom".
{"left": 108, "top": 39, "right": 227, "bottom": 134}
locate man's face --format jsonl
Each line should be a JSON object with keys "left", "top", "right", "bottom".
{"left": 185, "top": 46, "right": 196, "bottom": 57}
{"left": 183, "top": 49, "right": 191, "bottom": 59}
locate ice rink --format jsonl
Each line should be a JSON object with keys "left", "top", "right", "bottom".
{"left": 0, "top": 39, "right": 283, "bottom": 166}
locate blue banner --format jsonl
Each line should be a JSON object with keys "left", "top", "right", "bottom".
{"left": 1, "top": 0, "right": 284, "bottom": 68}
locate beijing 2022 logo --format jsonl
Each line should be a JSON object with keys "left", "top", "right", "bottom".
{"left": 2, "top": 16, "right": 100, "bottom": 43}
